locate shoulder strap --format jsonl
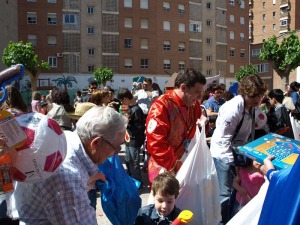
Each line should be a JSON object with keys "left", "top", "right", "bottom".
{"left": 232, "top": 104, "right": 245, "bottom": 141}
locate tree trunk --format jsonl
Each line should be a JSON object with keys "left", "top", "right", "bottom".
{"left": 26, "top": 70, "right": 39, "bottom": 92}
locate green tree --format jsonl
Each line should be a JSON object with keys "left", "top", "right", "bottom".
{"left": 2, "top": 41, "right": 50, "bottom": 91}
{"left": 235, "top": 64, "right": 258, "bottom": 82}
{"left": 53, "top": 75, "right": 77, "bottom": 91}
{"left": 93, "top": 67, "right": 113, "bottom": 87}
{"left": 259, "top": 30, "right": 300, "bottom": 89}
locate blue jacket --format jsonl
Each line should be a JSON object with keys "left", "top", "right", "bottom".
{"left": 134, "top": 204, "right": 181, "bottom": 225}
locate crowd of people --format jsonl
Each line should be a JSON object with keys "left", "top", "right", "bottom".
{"left": 0, "top": 68, "right": 299, "bottom": 225}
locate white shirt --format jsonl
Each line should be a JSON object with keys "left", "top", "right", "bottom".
{"left": 210, "top": 95, "right": 253, "bottom": 163}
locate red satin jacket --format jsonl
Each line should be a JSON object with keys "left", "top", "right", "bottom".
{"left": 146, "top": 91, "right": 202, "bottom": 179}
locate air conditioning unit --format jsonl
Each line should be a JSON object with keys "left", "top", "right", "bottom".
{"left": 57, "top": 53, "right": 63, "bottom": 57}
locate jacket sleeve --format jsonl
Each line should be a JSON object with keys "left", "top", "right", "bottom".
{"left": 146, "top": 100, "right": 177, "bottom": 171}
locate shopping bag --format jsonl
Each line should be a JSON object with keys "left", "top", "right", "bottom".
{"left": 289, "top": 114, "right": 300, "bottom": 140}
{"left": 175, "top": 126, "right": 221, "bottom": 225}
{"left": 96, "top": 154, "right": 141, "bottom": 225}
{"left": 227, "top": 179, "right": 269, "bottom": 225}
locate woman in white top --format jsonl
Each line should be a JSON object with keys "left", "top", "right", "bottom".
{"left": 210, "top": 75, "right": 267, "bottom": 224}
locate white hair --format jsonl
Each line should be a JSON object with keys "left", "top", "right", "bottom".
{"left": 76, "top": 106, "right": 128, "bottom": 143}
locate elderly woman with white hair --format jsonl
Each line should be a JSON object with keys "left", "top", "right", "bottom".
{"left": 9, "top": 106, "right": 127, "bottom": 225}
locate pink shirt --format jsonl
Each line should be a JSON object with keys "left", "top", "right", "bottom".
{"left": 236, "top": 167, "right": 265, "bottom": 206}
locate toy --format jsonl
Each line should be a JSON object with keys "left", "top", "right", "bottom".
{"left": 11, "top": 112, "right": 67, "bottom": 183}
{"left": 172, "top": 210, "right": 193, "bottom": 225}
{"left": 0, "top": 64, "right": 25, "bottom": 104}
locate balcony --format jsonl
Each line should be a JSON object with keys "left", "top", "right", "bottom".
{"left": 249, "top": 10, "right": 253, "bottom": 18}
{"left": 249, "top": 21, "right": 253, "bottom": 28}
{"left": 280, "top": 0, "right": 290, "bottom": 9}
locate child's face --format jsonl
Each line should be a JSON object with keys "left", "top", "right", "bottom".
{"left": 252, "top": 160, "right": 262, "bottom": 169}
{"left": 154, "top": 192, "right": 176, "bottom": 217}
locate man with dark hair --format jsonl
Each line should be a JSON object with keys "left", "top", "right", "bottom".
{"left": 103, "top": 85, "right": 121, "bottom": 111}
{"left": 146, "top": 68, "right": 206, "bottom": 185}
{"left": 83, "top": 81, "right": 98, "bottom": 102}
{"left": 118, "top": 88, "right": 145, "bottom": 183}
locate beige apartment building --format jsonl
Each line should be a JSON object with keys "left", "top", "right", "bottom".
{"left": 0, "top": 0, "right": 18, "bottom": 70}
{"left": 249, "top": 0, "right": 300, "bottom": 89}
{"left": 16, "top": 0, "right": 251, "bottom": 89}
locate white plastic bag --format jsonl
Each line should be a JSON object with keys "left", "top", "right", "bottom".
{"left": 227, "top": 179, "right": 269, "bottom": 225}
{"left": 290, "top": 114, "right": 300, "bottom": 140}
{"left": 176, "top": 126, "right": 221, "bottom": 225}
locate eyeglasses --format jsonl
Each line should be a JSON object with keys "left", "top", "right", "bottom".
{"left": 101, "top": 137, "right": 121, "bottom": 153}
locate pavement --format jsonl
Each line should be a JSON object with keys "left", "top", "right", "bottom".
{"left": 96, "top": 145, "right": 150, "bottom": 225}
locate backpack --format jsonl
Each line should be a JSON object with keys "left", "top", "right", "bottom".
{"left": 292, "top": 99, "right": 300, "bottom": 120}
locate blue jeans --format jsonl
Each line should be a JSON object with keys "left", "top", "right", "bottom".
{"left": 213, "top": 158, "right": 235, "bottom": 224}
{"left": 125, "top": 146, "right": 142, "bottom": 182}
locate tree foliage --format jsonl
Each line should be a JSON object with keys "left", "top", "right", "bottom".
{"left": 2, "top": 41, "right": 50, "bottom": 91}
{"left": 259, "top": 30, "right": 300, "bottom": 87}
{"left": 235, "top": 64, "right": 258, "bottom": 82}
{"left": 93, "top": 67, "right": 113, "bottom": 86}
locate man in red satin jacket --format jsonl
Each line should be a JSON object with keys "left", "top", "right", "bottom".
{"left": 146, "top": 68, "right": 206, "bottom": 184}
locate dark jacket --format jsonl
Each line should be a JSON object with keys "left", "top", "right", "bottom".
{"left": 126, "top": 104, "right": 145, "bottom": 147}
{"left": 134, "top": 204, "right": 181, "bottom": 225}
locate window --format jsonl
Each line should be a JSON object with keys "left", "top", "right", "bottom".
{"left": 240, "top": 49, "right": 245, "bottom": 57}
{"left": 179, "top": 61, "right": 185, "bottom": 70}
{"left": 206, "top": 37, "right": 212, "bottom": 44}
{"left": 240, "top": 0, "right": 245, "bottom": 8}
{"left": 207, "top": 20, "right": 212, "bottom": 26}
{"left": 240, "top": 17, "right": 245, "bottom": 25}
{"left": 124, "top": 0, "right": 132, "bottom": 8}
{"left": 87, "top": 6, "right": 94, "bottom": 14}
{"left": 27, "top": 0, "right": 36, "bottom": 2}
{"left": 178, "top": 4, "right": 185, "bottom": 14}
{"left": 48, "top": 57, "right": 57, "bottom": 67}
{"left": 229, "top": 0, "right": 234, "bottom": 6}
{"left": 252, "top": 49, "right": 262, "bottom": 57}
{"left": 124, "top": 38, "right": 132, "bottom": 48}
{"left": 28, "top": 35, "right": 37, "bottom": 46}
{"left": 230, "top": 15, "right": 234, "bottom": 23}
{"left": 63, "top": 14, "right": 77, "bottom": 24}
{"left": 230, "top": 49, "right": 235, "bottom": 56}
{"left": 256, "top": 63, "right": 269, "bottom": 73}
{"left": 163, "top": 21, "right": 171, "bottom": 31}
{"left": 88, "top": 65, "right": 95, "bottom": 72}
{"left": 141, "top": 19, "right": 148, "bottom": 29}
{"left": 141, "top": 39, "right": 148, "bottom": 49}
{"left": 163, "top": 59, "right": 171, "bottom": 69}
{"left": 178, "top": 23, "right": 185, "bottom": 32}
{"left": 163, "top": 41, "right": 171, "bottom": 50}
{"left": 263, "top": 14, "right": 266, "bottom": 20}
{"left": 47, "top": 13, "right": 57, "bottom": 25}
{"left": 178, "top": 42, "right": 185, "bottom": 51}
{"left": 140, "top": 0, "right": 148, "bottom": 9}
{"left": 87, "top": 26, "right": 94, "bottom": 34}
{"left": 230, "top": 31, "right": 235, "bottom": 40}
{"left": 207, "top": 69, "right": 212, "bottom": 76}
{"left": 280, "top": 19, "right": 288, "bottom": 26}
{"left": 124, "top": 58, "right": 133, "bottom": 68}
{"left": 206, "top": 55, "right": 212, "bottom": 61}
{"left": 273, "top": 12, "right": 276, "bottom": 18}
{"left": 262, "top": 2, "right": 266, "bottom": 8}
{"left": 189, "top": 23, "right": 201, "bottom": 32}
{"left": 262, "top": 26, "right": 266, "bottom": 32}
{"left": 273, "top": 24, "right": 276, "bottom": 30}
{"left": 48, "top": 0, "right": 56, "bottom": 2}
{"left": 141, "top": 59, "right": 149, "bottom": 68}
{"left": 206, "top": 2, "right": 211, "bottom": 8}
{"left": 124, "top": 18, "right": 133, "bottom": 28}
{"left": 27, "top": 12, "right": 37, "bottom": 24}
{"left": 230, "top": 64, "right": 234, "bottom": 73}
{"left": 163, "top": 2, "right": 170, "bottom": 11}
{"left": 240, "top": 33, "right": 245, "bottom": 41}
{"left": 48, "top": 36, "right": 56, "bottom": 46}
{"left": 88, "top": 48, "right": 95, "bottom": 56}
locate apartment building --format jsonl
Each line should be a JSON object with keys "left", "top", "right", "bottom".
{"left": 0, "top": 0, "right": 18, "bottom": 70}
{"left": 249, "top": 0, "right": 300, "bottom": 88}
{"left": 17, "top": 0, "right": 250, "bottom": 89}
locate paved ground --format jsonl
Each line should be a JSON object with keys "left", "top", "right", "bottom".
{"left": 96, "top": 145, "right": 150, "bottom": 225}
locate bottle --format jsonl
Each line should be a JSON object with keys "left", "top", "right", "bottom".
{"left": 119, "top": 105, "right": 123, "bottom": 115}
{"left": 0, "top": 153, "right": 14, "bottom": 194}
{"left": 172, "top": 210, "right": 193, "bottom": 225}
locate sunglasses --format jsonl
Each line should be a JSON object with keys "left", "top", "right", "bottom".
{"left": 101, "top": 137, "right": 121, "bottom": 153}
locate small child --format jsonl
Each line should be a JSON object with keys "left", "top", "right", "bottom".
{"left": 233, "top": 160, "right": 265, "bottom": 213}
{"left": 134, "top": 172, "right": 181, "bottom": 225}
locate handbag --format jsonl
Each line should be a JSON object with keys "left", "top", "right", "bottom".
{"left": 231, "top": 105, "right": 254, "bottom": 167}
